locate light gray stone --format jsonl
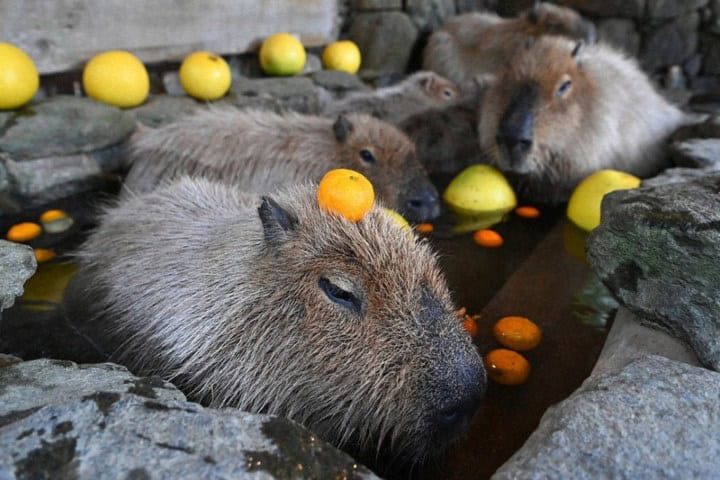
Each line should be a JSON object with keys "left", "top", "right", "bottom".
{"left": 231, "top": 76, "right": 320, "bottom": 113}
{"left": 352, "top": 0, "right": 402, "bottom": 8}
{"left": 347, "top": 11, "right": 419, "bottom": 75}
{"left": 162, "top": 71, "right": 186, "bottom": 96}
{"left": 0, "top": 359, "right": 379, "bottom": 480}
{"left": 701, "top": 32, "right": 720, "bottom": 74}
{"left": 643, "top": 164, "right": 720, "bottom": 186}
{"left": 301, "top": 53, "right": 323, "bottom": 75}
{"left": 597, "top": 18, "right": 640, "bottom": 56}
{"left": 406, "top": 0, "right": 457, "bottom": 33}
{"left": 0, "top": 96, "right": 137, "bottom": 160}
{"left": 641, "top": 13, "right": 700, "bottom": 72}
{"left": 647, "top": 0, "right": 709, "bottom": 21}
{"left": 669, "top": 138, "right": 720, "bottom": 168}
{"left": 3, "top": 152, "right": 102, "bottom": 200}
{"left": 309, "top": 70, "right": 369, "bottom": 95}
{"left": 711, "top": 0, "right": 720, "bottom": 32}
{"left": 131, "top": 96, "right": 201, "bottom": 128}
{"left": 493, "top": 355, "right": 720, "bottom": 479}
{"left": 586, "top": 174, "right": 720, "bottom": 370}
{"left": 0, "top": 240, "right": 36, "bottom": 312}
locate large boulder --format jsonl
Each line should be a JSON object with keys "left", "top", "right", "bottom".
{"left": 586, "top": 174, "right": 720, "bottom": 370}
{"left": 0, "top": 358, "right": 379, "bottom": 479}
{"left": 347, "top": 11, "right": 419, "bottom": 75}
{"left": 0, "top": 240, "right": 36, "bottom": 312}
{"left": 493, "top": 355, "right": 720, "bottom": 479}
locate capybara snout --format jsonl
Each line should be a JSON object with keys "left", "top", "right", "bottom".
{"left": 497, "top": 83, "right": 538, "bottom": 172}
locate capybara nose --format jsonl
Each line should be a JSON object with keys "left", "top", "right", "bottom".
{"left": 434, "top": 359, "right": 486, "bottom": 433}
{"left": 496, "top": 132, "right": 533, "bottom": 168}
{"left": 402, "top": 184, "right": 441, "bottom": 222}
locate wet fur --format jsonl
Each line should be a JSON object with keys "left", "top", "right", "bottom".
{"left": 479, "top": 36, "right": 692, "bottom": 203}
{"left": 63, "top": 177, "right": 483, "bottom": 468}
{"left": 322, "top": 71, "right": 461, "bottom": 124}
{"left": 423, "top": 3, "right": 595, "bottom": 89}
{"left": 123, "top": 107, "right": 432, "bottom": 218}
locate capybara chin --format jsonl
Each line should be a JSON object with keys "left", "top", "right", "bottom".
{"left": 322, "top": 71, "right": 461, "bottom": 125}
{"left": 63, "top": 177, "right": 486, "bottom": 468}
{"left": 123, "top": 108, "right": 440, "bottom": 222}
{"left": 478, "top": 36, "right": 692, "bottom": 204}
{"left": 423, "top": 2, "right": 596, "bottom": 89}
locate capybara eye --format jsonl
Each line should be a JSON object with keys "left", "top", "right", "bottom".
{"left": 319, "top": 277, "right": 362, "bottom": 314}
{"left": 359, "top": 149, "right": 376, "bottom": 164}
{"left": 556, "top": 79, "right": 572, "bottom": 97}
{"left": 442, "top": 88, "right": 455, "bottom": 99}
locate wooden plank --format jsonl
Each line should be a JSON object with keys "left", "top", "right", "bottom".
{"left": 0, "top": 0, "right": 339, "bottom": 74}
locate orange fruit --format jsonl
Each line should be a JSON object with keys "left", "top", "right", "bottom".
{"left": 415, "top": 223, "right": 434, "bottom": 234}
{"left": 34, "top": 248, "right": 56, "bottom": 263}
{"left": 7, "top": 222, "right": 42, "bottom": 243}
{"left": 317, "top": 169, "right": 375, "bottom": 222}
{"left": 493, "top": 316, "right": 542, "bottom": 351}
{"left": 473, "top": 229, "right": 503, "bottom": 248}
{"left": 484, "top": 349, "right": 531, "bottom": 386}
{"left": 463, "top": 315, "right": 479, "bottom": 338}
{"left": 515, "top": 206, "right": 540, "bottom": 219}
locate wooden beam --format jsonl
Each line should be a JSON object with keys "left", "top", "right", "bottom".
{"left": 1, "top": 0, "right": 339, "bottom": 74}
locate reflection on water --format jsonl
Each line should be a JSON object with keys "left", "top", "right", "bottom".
{"left": 572, "top": 274, "right": 619, "bottom": 330}
{"left": 17, "top": 261, "right": 77, "bottom": 312}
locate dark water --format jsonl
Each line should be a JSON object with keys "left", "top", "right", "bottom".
{"left": 0, "top": 185, "right": 614, "bottom": 479}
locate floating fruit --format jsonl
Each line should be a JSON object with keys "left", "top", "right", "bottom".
{"left": 34, "top": 248, "right": 56, "bottom": 263}
{"left": 6, "top": 222, "right": 41, "bottom": 243}
{"left": 493, "top": 316, "right": 542, "bottom": 351}
{"left": 484, "top": 348, "right": 531, "bottom": 386}
{"left": 443, "top": 164, "right": 517, "bottom": 217}
{"left": 473, "top": 229, "right": 503, "bottom": 248}
{"left": 515, "top": 206, "right": 541, "bottom": 219}
{"left": 383, "top": 208, "right": 411, "bottom": 231}
{"left": 415, "top": 223, "right": 434, "bottom": 234}
{"left": 566, "top": 169, "right": 641, "bottom": 231}
{"left": 39, "top": 209, "right": 74, "bottom": 233}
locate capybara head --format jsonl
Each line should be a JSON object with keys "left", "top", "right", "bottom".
{"left": 479, "top": 36, "right": 597, "bottom": 181}
{"left": 331, "top": 114, "right": 441, "bottom": 222}
{"left": 414, "top": 71, "right": 461, "bottom": 103}
{"left": 522, "top": 2, "right": 596, "bottom": 44}
{"left": 67, "top": 177, "right": 485, "bottom": 469}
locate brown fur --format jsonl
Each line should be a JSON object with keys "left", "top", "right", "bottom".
{"left": 123, "top": 107, "right": 440, "bottom": 222}
{"left": 63, "top": 177, "right": 485, "bottom": 469}
{"left": 423, "top": 2, "right": 596, "bottom": 88}
{"left": 478, "top": 36, "right": 692, "bottom": 203}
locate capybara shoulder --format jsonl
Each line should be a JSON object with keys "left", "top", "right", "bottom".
{"left": 124, "top": 107, "right": 440, "bottom": 222}
{"left": 478, "top": 36, "right": 691, "bottom": 203}
{"left": 64, "top": 176, "right": 485, "bottom": 468}
{"left": 423, "top": 2, "right": 596, "bottom": 88}
{"left": 322, "top": 71, "right": 461, "bottom": 124}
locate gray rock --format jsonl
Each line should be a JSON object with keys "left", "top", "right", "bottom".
{"left": 225, "top": 94, "right": 285, "bottom": 113}
{"left": 0, "top": 96, "right": 137, "bottom": 160}
{"left": 352, "top": 0, "right": 402, "bottom": 8}
{"left": 643, "top": 164, "right": 720, "bottom": 187}
{"left": 309, "top": 70, "right": 368, "bottom": 95}
{"left": 493, "top": 355, "right": 720, "bottom": 479}
{"left": 162, "top": 71, "right": 186, "bottom": 96}
{"left": 647, "top": 0, "right": 709, "bottom": 21}
{"left": 0, "top": 359, "right": 184, "bottom": 415}
{"left": 131, "top": 96, "right": 202, "bottom": 128}
{"left": 231, "top": 76, "right": 320, "bottom": 113}
{"left": 348, "top": 11, "right": 419, "bottom": 75}
{"left": 597, "top": 18, "right": 640, "bottom": 56}
{"left": 664, "top": 65, "right": 687, "bottom": 90}
{"left": 669, "top": 138, "right": 720, "bottom": 168}
{"left": 0, "top": 240, "right": 36, "bottom": 312}
{"left": 0, "top": 359, "right": 379, "bottom": 479}
{"left": 456, "top": 0, "right": 497, "bottom": 13}
{"left": 641, "top": 13, "right": 700, "bottom": 72}
{"left": 557, "top": 0, "right": 645, "bottom": 18}
{"left": 586, "top": 174, "right": 720, "bottom": 370}
{"left": 0, "top": 112, "right": 13, "bottom": 132}
{"left": 711, "top": 0, "right": 720, "bottom": 32}
{"left": 406, "top": 0, "right": 457, "bottom": 33}
{"left": 701, "top": 32, "right": 720, "bottom": 75}
{"left": 301, "top": 53, "right": 323, "bottom": 75}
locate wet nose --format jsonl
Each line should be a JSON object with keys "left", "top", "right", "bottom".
{"left": 402, "top": 184, "right": 441, "bottom": 222}
{"left": 497, "top": 83, "right": 537, "bottom": 168}
{"left": 434, "top": 359, "right": 486, "bottom": 433}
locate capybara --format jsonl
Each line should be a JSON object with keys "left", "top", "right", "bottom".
{"left": 423, "top": 2, "right": 596, "bottom": 88}
{"left": 478, "top": 37, "right": 692, "bottom": 203}
{"left": 322, "top": 71, "right": 461, "bottom": 124}
{"left": 63, "top": 177, "right": 486, "bottom": 468}
{"left": 123, "top": 108, "right": 440, "bottom": 222}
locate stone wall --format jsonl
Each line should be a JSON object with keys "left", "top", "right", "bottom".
{"left": 342, "top": 0, "right": 720, "bottom": 91}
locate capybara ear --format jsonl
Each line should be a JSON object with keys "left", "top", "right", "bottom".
{"left": 418, "top": 74, "right": 434, "bottom": 93}
{"left": 571, "top": 41, "right": 584, "bottom": 58}
{"left": 333, "top": 114, "right": 354, "bottom": 142}
{"left": 258, "top": 196, "right": 298, "bottom": 244}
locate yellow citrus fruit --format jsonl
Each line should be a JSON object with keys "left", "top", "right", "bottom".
{"left": 322, "top": 40, "right": 362, "bottom": 74}
{"left": 82, "top": 50, "right": 149, "bottom": 108}
{"left": 179, "top": 51, "right": 232, "bottom": 101}
{"left": 317, "top": 169, "right": 374, "bottom": 222}
{"left": 443, "top": 164, "right": 517, "bottom": 216}
{"left": 567, "top": 169, "right": 641, "bottom": 231}
{"left": 0, "top": 42, "right": 39, "bottom": 110}
{"left": 383, "top": 208, "right": 411, "bottom": 231}
{"left": 259, "top": 33, "right": 306, "bottom": 76}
